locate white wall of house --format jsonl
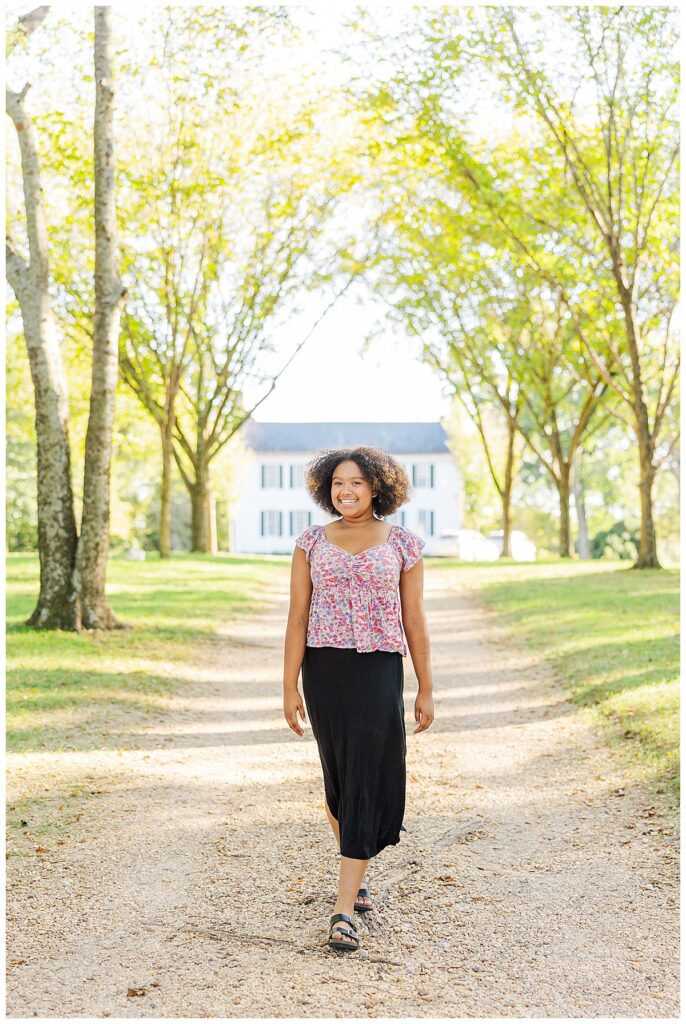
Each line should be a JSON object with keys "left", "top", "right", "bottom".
{"left": 231, "top": 451, "right": 461, "bottom": 555}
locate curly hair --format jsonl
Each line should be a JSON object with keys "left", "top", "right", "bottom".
{"left": 304, "top": 446, "right": 411, "bottom": 518}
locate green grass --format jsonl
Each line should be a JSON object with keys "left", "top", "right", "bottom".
{"left": 452, "top": 558, "right": 680, "bottom": 818}
{"left": 6, "top": 551, "right": 287, "bottom": 753}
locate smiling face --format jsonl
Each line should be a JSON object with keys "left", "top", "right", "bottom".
{"left": 331, "top": 460, "right": 377, "bottom": 520}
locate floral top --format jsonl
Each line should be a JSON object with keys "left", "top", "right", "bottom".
{"left": 294, "top": 522, "right": 426, "bottom": 656}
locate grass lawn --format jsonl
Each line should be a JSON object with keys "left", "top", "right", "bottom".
{"left": 452, "top": 557, "right": 680, "bottom": 819}
{"left": 6, "top": 551, "right": 286, "bottom": 754}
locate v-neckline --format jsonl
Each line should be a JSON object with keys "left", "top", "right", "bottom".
{"left": 322, "top": 523, "right": 395, "bottom": 558}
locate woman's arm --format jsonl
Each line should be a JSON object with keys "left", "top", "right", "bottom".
{"left": 283, "top": 546, "right": 313, "bottom": 735}
{"left": 399, "top": 559, "right": 435, "bottom": 733}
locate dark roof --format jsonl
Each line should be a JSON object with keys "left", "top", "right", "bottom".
{"left": 240, "top": 420, "right": 449, "bottom": 454}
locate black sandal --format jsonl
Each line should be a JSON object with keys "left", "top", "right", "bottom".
{"left": 328, "top": 913, "right": 360, "bottom": 952}
{"left": 354, "top": 879, "right": 374, "bottom": 913}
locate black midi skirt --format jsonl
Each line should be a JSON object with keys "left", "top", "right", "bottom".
{"left": 301, "top": 644, "right": 407, "bottom": 860}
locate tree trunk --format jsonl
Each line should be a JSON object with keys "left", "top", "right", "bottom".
{"left": 72, "top": 7, "right": 128, "bottom": 628}
{"left": 500, "top": 415, "right": 516, "bottom": 558}
{"left": 615, "top": 267, "right": 661, "bottom": 568}
{"left": 6, "top": 79, "right": 79, "bottom": 630}
{"left": 191, "top": 465, "right": 211, "bottom": 553}
{"left": 8, "top": 274, "right": 79, "bottom": 627}
{"left": 159, "top": 411, "right": 174, "bottom": 559}
{"left": 558, "top": 463, "right": 572, "bottom": 558}
{"left": 572, "top": 455, "right": 591, "bottom": 559}
{"left": 635, "top": 448, "right": 661, "bottom": 569}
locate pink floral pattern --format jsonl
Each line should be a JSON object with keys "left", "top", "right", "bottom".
{"left": 294, "top": 522, "right": 426, "bottom": 656}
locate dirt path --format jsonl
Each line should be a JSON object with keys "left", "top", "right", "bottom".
{"left": 6, "top": 567, "right": 679, "bottom": 1018}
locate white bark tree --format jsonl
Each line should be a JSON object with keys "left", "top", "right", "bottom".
{"left": 6, "top": 6, "right": 127, "bottom": 629}
{"left": 71, "top": 6, "right": 127, "bottom": 628}
{"left": 5, "top": 6, "right": 78, "bottom": 628}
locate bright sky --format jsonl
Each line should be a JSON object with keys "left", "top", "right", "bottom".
{"left": 242, "top": 291, "right": 455, "bottom": 423}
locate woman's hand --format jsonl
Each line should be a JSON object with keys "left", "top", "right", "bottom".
{"left": 413, "top": 692, "right": 434, "bottom": 734}
{"left": 284, "top": 690, "right": 307, "bottom": 736}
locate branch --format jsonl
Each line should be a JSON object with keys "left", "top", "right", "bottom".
{"left": 119, "top": 353, "right": 165, "bottom": 424}
{"left": 635, "top": 141, "right": 680, "bottom": 256}
{"left": 171, "top": 442, "right": 193, "bottom": 491}
{"left": 207, "top": 274, "right": 358, "bottom": 460}
{"left": 653, "top": 354, "right": 680, "bottom": 443}
{"left": 504, "top": 10, "right": 612, "bottom": 241}
{"left": 653, "top": 429, "right": 680, "bottom": 472}
{"left": 7, "top": 6, "right": 49, "bottom": 58}
{"left": 651, "top": 295, "right": 678, "bottom": 428}
{"left": 5, "top": 236, "right": 29, "bottom": 295}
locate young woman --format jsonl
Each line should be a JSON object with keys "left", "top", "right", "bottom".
{"left": 282, "top": 446, "right": 435, "bottom": 953}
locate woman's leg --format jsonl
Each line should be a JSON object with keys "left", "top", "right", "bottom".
{"left": 325, "top": 799, "right": 372, "bottom": 910}
{"left": 330, "top": 855, "right": 369, "bottom": 944}
{"left": 325, "top": 799, "right": 340, "bottom": 851}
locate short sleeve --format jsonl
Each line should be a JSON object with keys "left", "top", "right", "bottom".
{"left": 294, "top": 524, "right": 320, "bottom": 563}
{"left": 396, "top": 527, "right": 426, "bottom": 573}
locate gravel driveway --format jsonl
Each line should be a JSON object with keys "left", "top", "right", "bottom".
{"left": 6, "top": 566, "right": 679, "bottom": 1017}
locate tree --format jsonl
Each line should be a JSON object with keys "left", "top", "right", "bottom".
{"left": 71, "top": 6, "right": 128, "bottom": 627}
{"left": 6, "top": 6, "right": 126, "bottom": 628}
{"left": 117, "top": 9, "right": 364, "bottom": 552}
{"left": 422, "top": 275, "right": 609, "bottom": 559}
{"left": 475, "top": 6, "right": 680, "bottom": 567}
{"left": 6, "top": 6, "right": 78, "bottom": 627}
{"left": 355, "top": 126, "right": 611, "bottom": 556}
{"left": 350, "top": 5, "right": 678, "bottom": 568}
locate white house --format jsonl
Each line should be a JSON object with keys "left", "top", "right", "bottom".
{"left": 230, "top": 420, "right": 462, "bottom": 555}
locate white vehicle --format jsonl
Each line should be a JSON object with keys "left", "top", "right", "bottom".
{"left": 487, "top": 529, "right": 537, "bottom": 561}
{"left": 459, "top": 529, "right": 500, "bottom": 561}
{"left": 434, "top": 528, "right": 500, "bottom": 561}
{"left": 124, "top": 545, "right": 146, "bottom": 561}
